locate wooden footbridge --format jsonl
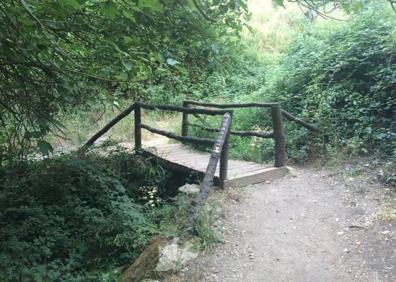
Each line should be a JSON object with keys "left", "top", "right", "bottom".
{"left": 79, "top": 100, "right": 318, "bottom": 190}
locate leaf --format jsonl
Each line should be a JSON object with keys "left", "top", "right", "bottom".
{"left": 166, "top": 58, "right": 180, "bottom": 66}
{"left": 25, "top": 131, "right": 44, "bottom": 139}
{"left": 61, "top": 0, "right": 80, "bottom": 9}
{"left": 37, "top": 140, "right": 53, "bottom": 156}
{"left": 122, "top": 60, "right": 133, "bottom": 71}
{"left": 138, "top": 0, "right": 163, "bottom": 12}
{"left": 272, "top": 0, "right": 285, "bottom": 7}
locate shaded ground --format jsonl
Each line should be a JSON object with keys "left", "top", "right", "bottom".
{"left": 172, "top": 167, "right": 395, "bottom": 282}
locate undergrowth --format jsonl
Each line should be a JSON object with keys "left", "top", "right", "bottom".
{"left": 0, "top": 148, "right": 194, "bottom": 281}
{"left": 187, "top": 5, "right": 395, "bottom": 186}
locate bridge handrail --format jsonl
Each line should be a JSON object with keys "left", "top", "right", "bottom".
{"left": 78, "top": 103, "right": 136, "bottom": 154}
{"left": 137, "top": 101, "right": 229, "bottom": 115}
{"left": 183, "top": 100, "right": 319, "bottom": 132}
{"left": 79, "top": 101, "right": 233, "bottom": 188}
{"left": 140, "top": 123, "right": 215, "bottom": 145}
{"left": 184, "top": 100, "right": 279, "bottom": 108}
{"left": 187, "top": 122, "right": 274, "bottom": 138}
{"left": 182, "top": 100, "right": 286, "bottom": 167}
{"left": 281, "top": 109, "right": 320, "bottom": 132}
{"left": 182, "top": 100, "right": 320, "bottom": 167}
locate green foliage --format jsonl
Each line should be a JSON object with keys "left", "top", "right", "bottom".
{"left": 259, "top": 6, "right": 396, "bottom": 160}
{"left": 190, "top": 4, "right": 395, "bottom": 167}
{"left": 275, "top": 0, "right": 396, "bottom": 15}
{"left": 194, "top": 204, "right": 222, "bottom": 249}
{"left": 0, "top": 150, "right": 181, "bottom": 281}
{"left": 0, "top": 0, "right": 249, "bottom": 159}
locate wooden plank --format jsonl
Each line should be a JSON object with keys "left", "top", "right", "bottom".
{"left": 156, "top": 148, "right": 208, "bottom": 158}
{"left": 156, "top": 149, "right": 208, "bottom": 160}
{"left": 147, "top": 143, "right": 181, "bottom": 149}
{"left": 227, "top": 163, "right": 270, "bottom": 177}
{"left": 227, "top": 160, "right": 262, "bottom": 170}
{"left": 152, "top": 146, "right": 208, "bottom": 156}
{"left": 143, "top": 142, "right": 287, "bottom": 188}
{"left": 225, "top": 167, "right": 289, "bottom": 187}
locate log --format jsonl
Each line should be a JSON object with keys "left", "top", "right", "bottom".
{"left": 78, "top": 103, "right": 135, "bottom": 154}
{"left": 140, "top": 123, "right": 215, "bottom": 145}
{"left": 122, "top": 237, "right": 167, "bottom": 282}
{"left": 184, "top": 100, "right": 279, "bottom": 108}
{"left": 137, "top": 102, "right": 229, "bottom": 115}
{"left": 282, "top": 110, "right": 319, "bottom": 132}
{"left": 189, "top": 112, "right": 232, "bottom": 226}
{"left": 188, "top": 122, "right": 274, "bottom": 138}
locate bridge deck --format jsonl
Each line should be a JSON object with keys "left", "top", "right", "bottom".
{"left": 142, "top": 143, "right": 288, "bottom": 187}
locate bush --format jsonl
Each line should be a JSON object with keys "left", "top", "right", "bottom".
{"left": 0, "top": 150, "right": 176, "bottom": 281}
{"left": 259, "top": 7, "right": 396, "bottom": 160}
{"left": 191, "top": 6, "right": 395, "bottom": 166}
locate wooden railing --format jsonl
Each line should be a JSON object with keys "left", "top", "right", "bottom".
{"left": 79, "top": 101, "right": 233, "bottom": 188}
{"left": 134, "top": 101, "right": 233, "bottom": 188}
{"left": 79, "top": 100, "right": 318, "bottom": 187}
{"left": 181, "top": 100, "right": 319, "bottom": 168}
{"left": 181, "top": 100, "right": 286, "bottom": 167}
{"left": 79, "top": 100, "right": 317, "bottom": 226}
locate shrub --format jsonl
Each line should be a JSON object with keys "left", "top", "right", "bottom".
{"left": 260, "top": 7, "right": 396, "bottom": 160}
{"left": 0, "top": 151, "right": 172, "bottom": 281}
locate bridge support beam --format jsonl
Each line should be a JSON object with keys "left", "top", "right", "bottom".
{"left": 271, "top": 105, "right": 286, "bottom": 167}
{"left": 134, "top": 103, "right": 142, "bottom": 150}
{"left": 219, "top": 112, "right": 232, "bottom": 188}
{"left": 181, "top": 101, "right": 189, "bottom": 137}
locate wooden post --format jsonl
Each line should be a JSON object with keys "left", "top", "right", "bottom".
{"left": 271, "top": 105, "right": 285, "bottom": 167}
{"left": 219, "top": 112, "right": 232, "bottom": 188}
{"left": 181, "top": 101, "right": 189, "bottom": 137}
{"left": 134, "top": 103, "right": 142, "bottom": 150}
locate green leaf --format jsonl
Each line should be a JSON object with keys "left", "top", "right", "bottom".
{"left": 272, "top": 0, "right": 284, "bottom": 7}
{"left": 61, "top": 0, "right": 80, "bottom": 9}
{"left": 166, "top": 58, "right": 180, "bottom": 66}
{"left": 138, "top": 0, "right": 163, "bottom": 12}
{"left": 122, "top": 60, "right": 133, "bottom": 71}
{"left": 37, "top": 140, "right": 53, "bottom": 156}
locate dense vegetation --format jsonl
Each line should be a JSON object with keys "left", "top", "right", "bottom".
{"left": 0, "top": 148, "right": 196, "bottom": 281}
{"left": 257, "top": 4, "right": 396, "bottom": 162}
{"left": 0, "top": 0, "right": 395, "bottom": 281}
{"left": 0, "top": 0, "right": 248, "bottom": 160}
{"left": 192, "top": 2, "right": 395, "bottom": 174}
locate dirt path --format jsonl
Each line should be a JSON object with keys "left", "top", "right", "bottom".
{"left": 174, "top": 167, "right": 395, "bottom": 282}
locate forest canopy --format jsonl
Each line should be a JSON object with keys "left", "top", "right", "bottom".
{"left": 0, "top": 0, "right": 395, "bottom": 160}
